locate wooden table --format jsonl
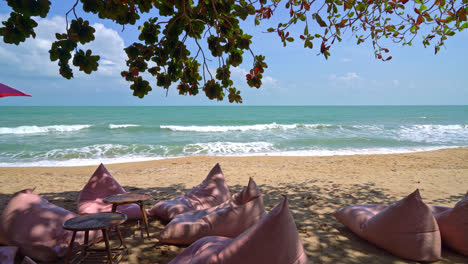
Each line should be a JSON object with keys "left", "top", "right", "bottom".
{"left": 63, "top": 212, "right": 127, "bottom": 264}
{"left": 103, "top": 193, "right": 152, "bottom": 238}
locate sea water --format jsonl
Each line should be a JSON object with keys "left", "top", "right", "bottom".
{"left": 0, "top": 106, "right": 467, "bottom": 167}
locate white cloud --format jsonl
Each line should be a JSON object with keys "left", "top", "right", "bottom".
{"left": 329, "top": 72, "right": 361, "bottom": 81}
{"left": 231, "top": 66, "right": 249, "bottom": 78}
{"left": 392, "top": 79, "right": 400, "bottom": 86}
{"left": 263, "top": 76, "right": 277, "bottom": 85}
{"left": 341, "top": 57, "right": 352, "bottom": 63}
{"left": 231, "top": 66, "right": 278, "bottom": 87}
{"left": 86, "top": 23, "right": 126, "bottom": 76}
{"left": 328, "top": 72, "right": 364, "bottom": 91}
{"left": 0, "top": 14, "right": 126, "bottom": 78}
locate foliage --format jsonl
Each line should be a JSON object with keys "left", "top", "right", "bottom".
{"left": 1, "top": 0, "right": 467, "bottom": 102}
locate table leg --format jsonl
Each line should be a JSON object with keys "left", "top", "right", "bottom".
{"left": 111, "top": 204, "right": 117, "bottom": 213}
{"left": 102, "top": 229, "right": 113, "bottom": 264}
{"left": 82, "top": 230, "right": 89, "bottom": 257}
{"left": 115, "top": 225, "right": 127, "bottom": 249}
{"left": 138, "top": 201, "right": 150, "bottom": 238}
{"left": 65, "top": 231, "right": 77, "bottom": 264}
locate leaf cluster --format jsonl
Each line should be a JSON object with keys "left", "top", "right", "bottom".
{"left": 0, "top": 0, "right": 50, "bottom": 45}
{"left": 119, "top": 0, "right": 265, "bottom": 103}
{"left": 261, "top": 0, "right": 467, "bottom": 61}
{"left": 1, "top": 0, "right": 467, "bottom": 103}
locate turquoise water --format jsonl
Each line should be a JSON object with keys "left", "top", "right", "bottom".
{"left": 1, "top": 106, "right": 467, "bottom": 167}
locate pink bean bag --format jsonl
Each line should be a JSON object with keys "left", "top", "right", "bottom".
{"left": 430, "top": 193, "right": 468, "bottom": 256}
{"left": 77, "top": 163, "right": 143, "bottom": 220}
{"left": 149, "top": 163, "right": 231, "bottom": 222}
{"left": 1, "top": 188, "right": 99, "bottom": 262}
{"left": 0, "top": 246, "right": 18, "bottom": 264}
{"left": 334, "top": 189, "right": 441, "bottom": 262}
{"left": 158, "top": 178, "right": 266, "bottom": 245}
{"left": 168, "top": 196, "right": 309, "bottom": 264}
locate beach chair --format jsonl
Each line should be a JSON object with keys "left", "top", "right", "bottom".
{"left": 334, "top": 190, "right": 441, "bottom": 262}
{"left": 1, "top": 188, "right": 100, "bottom": 262}
{"left": 77, "top": 163, "right": 144, "bottom": 220}
{"left": 168, "top": 196, "right": 309, "bottom": 264}
{"left": 429, "top": 192, "right": 468, "bottom": 256}
{"left": 148, "top": 163, "right": 231, "bottom": 222}
{"left": 158, "top": 178, "right": 266, "bottom": 245}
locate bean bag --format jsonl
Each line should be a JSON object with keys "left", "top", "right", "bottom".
{"left": 430, "top": 193, "right": 468, "bottom": 256}
{"left": 168, "top": 196, "right": 309, "bottom": 264}
{"left": 0, "top": 246, "right": 18, "bottom": 264}
{"left": 1, "top": 188, "right": 99, "bottom": 262}
{"left": 334, "top": 189, "right": 441, "bottom": 262}
{"left": 149, "top": 163, "right": 231, "bottom": 222}
{"left": 77, "top": 163, "right": 143, "bottom": 220}
{"left": 158, "top": 178, "right": 266, "bottom": 245}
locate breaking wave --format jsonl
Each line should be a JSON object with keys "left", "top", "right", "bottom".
{"left": 0, "top": 125, "right": 92, "bottom": 135}
{"left": 160, "top": 123, "right": 334, "bottom": 132}
{"left": 109, "top": 124, "right": 140, "bottom": 129}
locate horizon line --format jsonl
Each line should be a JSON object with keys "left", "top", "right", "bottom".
{"left": 1, "top": 104, "right": 467, "bottom": 107}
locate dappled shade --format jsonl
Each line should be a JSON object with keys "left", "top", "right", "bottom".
{"left": 0, "top": 188, "right": 99, "bottom": 262}
{"left": 77, "top": 163, "right": 143, "bottom": 220}
{"left": 158, "top": 177, "right": 265, "bottom": 245}
{"left": 168, "top": 196, "right": 308, "bottom": 264}
{"left": 334, "top": 189, "right": 441, "bottom": 262}
{"left": 430, "top": 193, "right": 468, "bottom": 256}
{"left": 148, "top": 163, "right": 231, "bottom": 222}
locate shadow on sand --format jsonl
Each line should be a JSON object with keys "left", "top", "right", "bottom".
{"left": 1, "top": 180, "right": 467, "bottom": 264}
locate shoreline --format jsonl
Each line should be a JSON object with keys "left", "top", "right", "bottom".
{"left": 1, "top": 147, "right": 468, "bottom": 263}
{"left": 0, "top": 145, "right": 461, "bottom": 168}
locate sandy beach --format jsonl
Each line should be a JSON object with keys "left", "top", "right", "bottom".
{"left": 1, "top": 147, "right": 468, "bottom": 263}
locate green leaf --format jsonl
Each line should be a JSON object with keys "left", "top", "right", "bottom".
{"left": 460, "top": 22, "right": 468, "bottom": 30}
{"left": 316, "top": 14, "right": 327, "bottom": 27}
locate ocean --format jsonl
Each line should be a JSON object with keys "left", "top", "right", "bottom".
{"left": 0, "top": 106, "right": 467, "bottom": 167}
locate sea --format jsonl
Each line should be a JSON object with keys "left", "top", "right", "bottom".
{"left": 0, "top": 106, "right": 467, "bottom": 167}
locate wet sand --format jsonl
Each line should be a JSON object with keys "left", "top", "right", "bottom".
{"left": 1, "top": 147, "right": 468, "bottom": 263}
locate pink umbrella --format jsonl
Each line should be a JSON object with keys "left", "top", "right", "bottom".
{"left": 0, "top": 83, "right": 31, "bottom": 98}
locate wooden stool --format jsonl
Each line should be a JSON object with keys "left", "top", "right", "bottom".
{"left": 103, "top": 193, "right": 152, "bottom": 238}
{"left": 63, "top": 212, "right": 127, "bottom": 264}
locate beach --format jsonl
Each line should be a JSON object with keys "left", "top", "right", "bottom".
{"left": 1, "top": 147, "right": 468, "bottom": 263}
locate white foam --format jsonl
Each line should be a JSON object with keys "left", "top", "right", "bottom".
{"left": 0, "top": 156, "right": 164, "bottom": 167}
{"left": 109, "top": 124, "right": 140, "bottom": 129}
{"left": 0, "top": 144, "right": 168, "bottom": 167}
{"left": 240, "top": 146, "right": 457, "bottom": 157}
{"left": 0, "top": 125, "right": 92, "bottom": 135}
{"left": 0, "top": 145, "right": 458, "bottom": 167}
{"left": 160, "top": 123, "right": 333, "bottom": 132}
{"left": 398, "top": 124, "right": 468, "bottom": 143}
{"left": 183, "top": 141, "right": 275, "bottom": 155}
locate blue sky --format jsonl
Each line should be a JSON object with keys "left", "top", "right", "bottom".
{"left": 0, "top": 2, "right": 467, "bottom": 106}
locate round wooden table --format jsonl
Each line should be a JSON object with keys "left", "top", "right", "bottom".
{"left": 103, "top": 193, "right": 152, "bottom": 238}
{"left": 63, "top": 212, "right": 127, "bottom": 264}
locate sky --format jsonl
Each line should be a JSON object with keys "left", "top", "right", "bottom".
{"left": 0, "top": 2, "right": 467, "bottom": 106}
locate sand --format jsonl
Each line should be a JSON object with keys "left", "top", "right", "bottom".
{"left": 1, "top": 147, "right": 468, "bottom": 263}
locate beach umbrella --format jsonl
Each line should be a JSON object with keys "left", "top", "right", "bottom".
{"left": 0, "top": 83, "right": 32, "bottom": 98}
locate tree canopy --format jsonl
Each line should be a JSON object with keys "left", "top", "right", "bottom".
{"left": 1, "top": 0, "right": 467, "bottom": 102}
